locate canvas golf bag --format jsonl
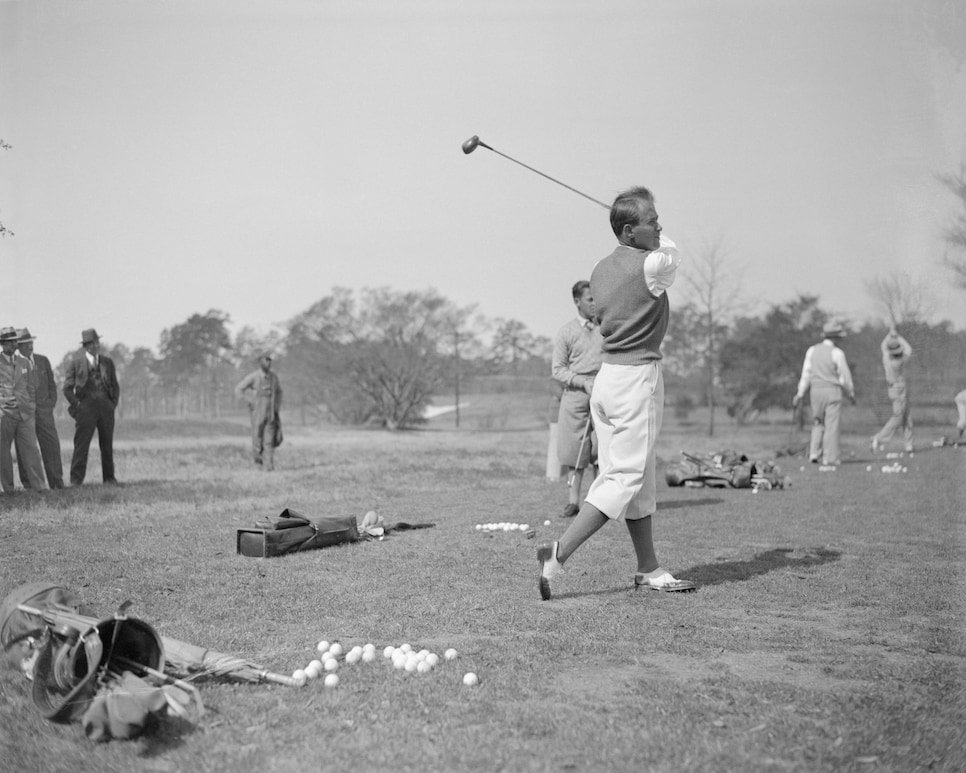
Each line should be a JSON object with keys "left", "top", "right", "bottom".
{"left": 0, "top": 583, "right": 171, "bottom": 741}
{"left": 664, "top": 450, "right": 788, "bottom": 490}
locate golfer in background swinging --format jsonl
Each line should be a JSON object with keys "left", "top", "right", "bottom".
{"left": 551, "top": 280, "right": 602, "bottom": 518}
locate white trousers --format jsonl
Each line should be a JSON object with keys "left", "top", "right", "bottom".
{"left": 585, "top": 362, "right": 663, "bottom": 521}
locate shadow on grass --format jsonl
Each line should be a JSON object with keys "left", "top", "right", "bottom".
{"left": 680, "top": 547, "right": 842, "bottom": 587}
{"left": 139, "top": 713, "right": 198, "bottom": 757}
{"left": 658, "top": 497, "right": 724, "bottom": 510}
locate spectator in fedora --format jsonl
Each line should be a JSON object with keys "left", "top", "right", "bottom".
{"left": 793, "top": 322, "right": 855, "bottom": 467}
{"left": 16, "top": 328, "right": 64, "bottom": 489}
{"left": 63, "top": 328, "right": 120, "bottom": 485}
{"left": 871, "top": 326, "right": 914, "bottom": 454}
{"left": 0, "top": 326, "right": 48, "bottom": 492}
{"left": 235, "top": 352, "right": 283, "bottom": 471}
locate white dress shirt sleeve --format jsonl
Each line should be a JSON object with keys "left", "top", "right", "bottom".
{"left": 643, "top": 236, "right": 682, "bottom": 296}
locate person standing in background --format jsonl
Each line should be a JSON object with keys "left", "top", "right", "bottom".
{"left": 63, "top": 328, "right": 120, "bottom": 485}
{"left": 16, "top": 328, "right": 64, "bottom": 489}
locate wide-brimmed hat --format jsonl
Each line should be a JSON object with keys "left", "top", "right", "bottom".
{"left": 81, "top": 328, "right": 100, "bottom": 344}
{"left": 17, "top": 327, "right": 37, "bottom": 343}
{"left": 822, "top": 323, "right": 845, "bottom": 338}
{"left": 0, "top": 326, "right": 19, "bottom": 343}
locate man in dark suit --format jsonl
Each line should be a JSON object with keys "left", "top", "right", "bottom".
{"left": 63, "top": 328, "right": 120, "bottom": 485}
{"left": 16, "top": 327, "right": 65, "bottom": 489}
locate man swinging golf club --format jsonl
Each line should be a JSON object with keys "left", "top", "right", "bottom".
{"left": 537, "top": 186, "right": 697, "bottom": 599}
{"left": 552, "top": 280, "right": 601, "bottom": 518}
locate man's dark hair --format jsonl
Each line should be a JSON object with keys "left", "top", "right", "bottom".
{"left": 571, "top": 280, "right": 590, "bottom": 301}
{"left": 610, "top": 186, "right": 655, "bottom": 238}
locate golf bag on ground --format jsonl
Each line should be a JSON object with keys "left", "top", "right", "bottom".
{"left": 1, "top": 583, "right": 174, "bottom": 741}
{"left": 665, "top": 450, "right": 788, "bottom": 490}
{"left": 236, "top": 508, "right": 361, "bottom": 557}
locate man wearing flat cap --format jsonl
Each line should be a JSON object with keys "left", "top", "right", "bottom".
{"left": 16, "top": 328, "right": 64, "bottom": 489}
{"left": 63, "top": 328, "right": 120, "bottom": 485}
{"left": 235, "top": 352, "right": 282, "bottom": 471}
{"left": 871, "top": 326, "right": 914, "bottom": 454}
{"left": 793, "top": 322, "right": 856, "bottom": 467}
{"left": 0, "top": 326, "right": 48, "bottom": 492}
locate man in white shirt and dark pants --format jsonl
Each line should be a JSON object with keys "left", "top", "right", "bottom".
{"left": 793, "top": 323, "right": 856, "bottom": 467}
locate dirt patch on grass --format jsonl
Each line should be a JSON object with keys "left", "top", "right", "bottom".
{"left": 556, "top": 652, "right": 867, "bottom": 700}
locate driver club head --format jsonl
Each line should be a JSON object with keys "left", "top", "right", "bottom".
{"left": 461, "top": 135, "right": 481, "bottom": 154}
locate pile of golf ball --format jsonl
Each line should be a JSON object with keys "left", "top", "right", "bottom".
{"left": 476, "top": 522, "right": 531, "bottom": 533}
{"left": 288, "top": 640, "right": 476, "bottom": 688}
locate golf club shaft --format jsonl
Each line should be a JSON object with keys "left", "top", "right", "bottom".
{"left": 567, "top": 417, "right": 592, "bottom": 486}
{"left": 478, "top": 142, "right": 610, "bottom": 210}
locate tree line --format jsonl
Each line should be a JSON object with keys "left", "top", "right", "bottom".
{"left": 42, "top": 286, "right": 966, "bottom": 435}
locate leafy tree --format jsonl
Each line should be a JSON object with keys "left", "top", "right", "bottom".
{"left": 284, "top": 287, "right": 477, "bottom": 429}
{"left": 718, "top": 295, "right": 830, "bottom": 424}
{"left": 490, "top": 318, "right": 550, "bottom": 376}
{"left": 157, "top": 310, "right": 233, "bottom": 417}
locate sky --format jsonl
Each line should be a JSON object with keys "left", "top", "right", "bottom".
{"left": 2, "top": 0, "right": 965, "bottom": 362}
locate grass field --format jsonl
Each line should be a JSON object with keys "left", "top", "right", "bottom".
{"left": 1, "top": 400, "right": 964, "bottom": 773}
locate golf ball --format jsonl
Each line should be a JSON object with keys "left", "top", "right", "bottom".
{"left": 417, "top": 661, "right": 432, "bottom": 674}
{"left": 291, "top": 669, "right": 308, "bottom": 687}
{"left": 462, "top": 672, "right": 479, "bottom": 686}
{"left": 324, "top": 673, "right": 339, "bottom": 688}
{"left": 329, "top": 643, "right": 343, "bottom": 657}
{"left": 316, "top": 640, "right": 330, "bottom": 653}
{"left": 866, "top": 465, "right": 872, "bottom": 471}
{"left": 345, "top": 650, "right": 361, "bottom": 664}
{"left": 362, "top": 649, "right": 376, "bottom": 663}
{"left": 543, "top": 520, "right": 552, "bottom": 526}
{"left": 444, "top": 648, "right": 458, "bottom": 661}
{"left": 383, "top": 646, "right": 395, "bottom": 659}
{"left": 324, "top": 659, "right": 339, "bottom": 672}
{"left": 426, "top": 653, "right": 440, "bottom": 667}
{"left": 475, "top": 524, "right": 482, "bottom": 530}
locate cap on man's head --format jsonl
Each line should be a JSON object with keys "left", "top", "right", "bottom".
{"left": 81, "top": 328, "right": 100, "bottom": 344}
{"left": 259, "top": 351, "right": 273, "bottom": 362}
{"left": 17, "top": 327, "right": 37, "bottom": 343}
{"left": 0, "top": 326, "right": 20, "bottom": 343}
{"left": 822, "top": 323, "right": 845, "bottom": 339}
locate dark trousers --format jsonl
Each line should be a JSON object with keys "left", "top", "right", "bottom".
{"left": 19, "top": 406, "right": 64, "bottom": 489}
{"left": 70, "top": 395, "right": 116, "bottom": 484}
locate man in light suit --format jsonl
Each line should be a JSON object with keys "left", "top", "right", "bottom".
{"left": 63, "top": 328, "right": 120, "bottom": 485}
{"left": 16, "top": 327, "right": 64, "bottom": 489}
{"left": 0, "top": 326, "right": 47, "bottom": 492}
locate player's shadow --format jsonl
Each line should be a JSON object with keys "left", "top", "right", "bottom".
{"left": 680, "top": 547, "right": 841, "bottom": 587}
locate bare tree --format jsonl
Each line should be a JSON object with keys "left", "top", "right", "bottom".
{"left": 679, "top": 238, "right": 746, "bottom": 437}
{"left": 939, "top": 164, "right": 966, "bottom": 288}
{"left": 864, "top": 271, "right": 935, "bottom": 325}
{"left": 0, "top": 138, "right": 12, "bottom": 238}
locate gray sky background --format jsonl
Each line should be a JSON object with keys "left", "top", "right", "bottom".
{"left": 2, "top": 0, "right": 965, "bottom": 362}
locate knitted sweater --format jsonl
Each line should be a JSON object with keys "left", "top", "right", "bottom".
{"left": 590, "top": 245, "right": 670, "bottom": 365}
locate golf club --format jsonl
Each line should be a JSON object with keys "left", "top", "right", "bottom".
{"left": 567, "top": 418, "right": 593, "bottom": 487}
{"left": 461, "top": 135, "right": 610, "bottom": 210}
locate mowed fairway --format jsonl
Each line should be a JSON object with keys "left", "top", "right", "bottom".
{"left": 1, "top": 412, "right": 964, "bottom": 773}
